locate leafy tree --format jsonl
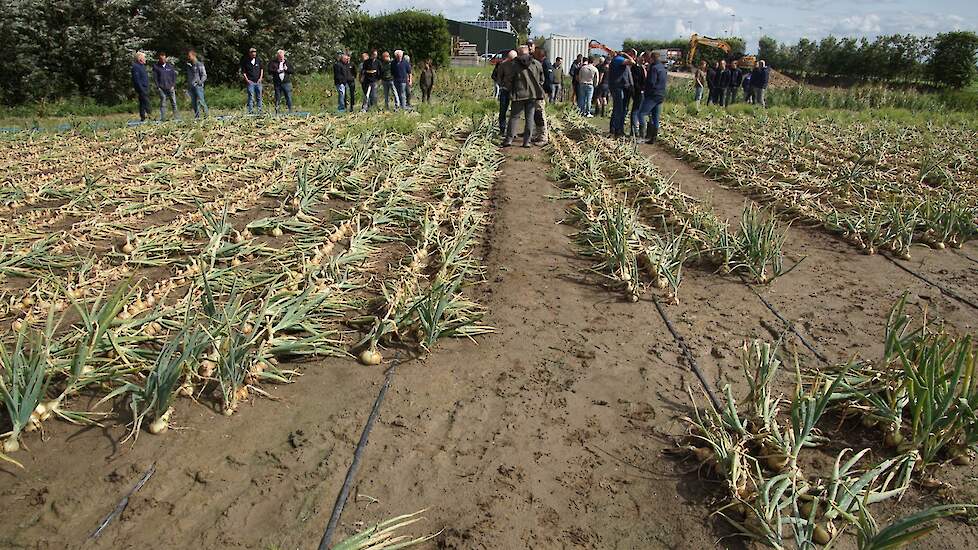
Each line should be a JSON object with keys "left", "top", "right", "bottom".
{"left": 927, "top": 31, "right": 978, "bottom": 88}
{"left": 479, "top": 0, "right": 530, "bottom": 41}
{"left": 758, "top": 36, "right": 780, "bottom": 66}
{"left": 0, "top": 0, "right": 360, "bottom": 105}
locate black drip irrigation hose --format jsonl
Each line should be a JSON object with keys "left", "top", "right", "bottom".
{"left": 90, "top": 463, "right": 156, "bottom": 539}
{"left": 650, "top": 293, "right": 722, "bottom": 411}
{"left": 883, "top": 255, "right": 978, "bottom": 312}
{"left": 318, "top": 359, "right": 399, "bottom": 550}
{"left": 740, "top": 278, "right": 831, "bottom": 366}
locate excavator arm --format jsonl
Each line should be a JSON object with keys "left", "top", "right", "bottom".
{"left": 588, "top": 39, "right": 617, "bottom": 58}
{"left": 686, "top": 34, "right": 732, "bottom": 65}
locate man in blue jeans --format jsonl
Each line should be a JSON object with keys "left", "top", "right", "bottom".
{"left": 269, "top": 49, "right": 294, "bottom": 114}
{"left": 576, "top": 57, "right": 598, "bottom": 117}
{"left": 637, "top": 52, "right": 668, "bottom": 144}
{"left": 240, "top": 47, "right": 264, "bottom": 114}
{"left": 392, "top": 50, "right": 411, "bottom": 110}
{"left": 492, "top": 50, "right": 517, "bottom": 135}
{"left": 131, "top": 52, "right": 150, "bottom": 122}
{"left": 152, "top": 52, "right": 178, "bottom": 120}
{"left": 185, "top": 50, "right": 208, "bottom": 118}
{"left": 333, "top": 52, "right": 352, "bottom": 112}
{"left": 607, "top": 51, "right": 633, "bottom": 137}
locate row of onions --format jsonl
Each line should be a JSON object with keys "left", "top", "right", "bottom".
{"left": 678, "top": 294, "right": 976, "bottom": 547}
{"left": 547, "top": 109, "right": 792, "bottom": 304}
{"left": 0, "top": 116, "right": 340, "bottom": 320}
{"left": 659, "top": 111, "right": 977, "bottom": 258}
{"left": 0, "top": 112, "right": 499, "bottom": 465}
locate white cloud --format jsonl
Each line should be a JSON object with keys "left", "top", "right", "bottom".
{"left": 359, "top": 0, "right": 978, "bottom": 53}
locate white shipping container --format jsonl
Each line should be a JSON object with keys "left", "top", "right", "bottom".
{"left": 547, "top": 35, "right": 589, "bottom": 75}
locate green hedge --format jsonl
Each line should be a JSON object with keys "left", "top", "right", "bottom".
{"left": 343, "top": 10, "right": 451, "bottom": 67}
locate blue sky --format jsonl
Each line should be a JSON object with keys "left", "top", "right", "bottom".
{"left": 362, "top": 0, "right": 978, "bottom": 53}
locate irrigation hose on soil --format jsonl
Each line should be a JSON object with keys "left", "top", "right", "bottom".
{"left": 318, "top": 359, "right": 399, "bottom": 550}
{"left": 650, "top": 294, "right": 722, "bottom": 411}
{"left": 883, "top": 255, "right": 978, "bottom": 312}
{"left": 740, "top": 278, "right": 830, "bottom": 365}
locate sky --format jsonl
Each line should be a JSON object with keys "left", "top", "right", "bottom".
{"left": 361, "top": 0, "right": 978, "bottom": 53}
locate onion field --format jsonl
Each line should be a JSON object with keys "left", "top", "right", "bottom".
{"left": 2, "top": 88, "right": 977, "bottom": 549}
{"left": 659, "top": 111, "right": 978, "bottom": 257}
{"left": 1, "top": 112, "right": 499, "bottom": 459}
{"left": 546, "top": 107, "right": 978, "bottom": 548}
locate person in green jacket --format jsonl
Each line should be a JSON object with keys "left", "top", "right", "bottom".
{"left": 502, "top": 46, "right": 545, "bottom": 148}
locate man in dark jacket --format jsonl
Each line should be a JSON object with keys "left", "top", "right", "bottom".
{"left": 268, "top": 49, "right": 293, "bottom": 114}
{"left": 568, "top": 54, "right": 583, "bottom": 104}
{"left": 629, "top": 50, "right": 646, "bottom": 136}
{"left": 532, "top": 48, "right": 552, "bottom": 144}
{"left": 637, "top": 52, "right": 668, "bottom": 144}
{"left": 725, "top": 61, "right": 741, "bottom": 106}
{"left": 706, "top": 62, "right": 718, "bottom": 105}
{"left": 717, "top": 60, "right": 731, "bottom": 106}
{"left": 152, "top": 52, "right": 178, "bottom": 121}
{"left": 607, "top": 52, "right": 633, "bottom": 138}
{"left": 379, "top": 51, "right": 398, "bottom": 110}
{"left": 131, "top": 52, "right": 150, "bottom": 122}
{"left": 751, "top": 60, "right": 769, "bottom": 107}
{"left": 359, "top": 51, "right": 379, "bottom": 112}
{"left": 494, "top": 50, "right": 517, "bottom": 136}
{"left": 241, "top": 47, "right": 264, "bottom": 114}
{"left": 345, "top": 55, "right": 357, "bottom": 111}
{"left": 392, "top": 50, "right": 411, "bottom": 110}
{"left": 502, "top": 46, "right": 544, "bottom": 148}
{"left": 333, "top": 52, "right": 351, "bottom": 112}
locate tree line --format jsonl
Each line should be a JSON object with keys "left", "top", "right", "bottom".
{"left": 759, "top": 32, "right": 978, "bottom": 88}
{"left": 0, "top": 1, "right": 453, "bottom": 106}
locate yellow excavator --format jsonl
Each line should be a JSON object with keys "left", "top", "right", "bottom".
{"left": 686, "top": 34, "right": 756, "bottom": 69}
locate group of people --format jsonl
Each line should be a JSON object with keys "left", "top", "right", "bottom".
{"left": 488, "top": 44, "right": 669, "bottom": 147}
{"left": 131, "top": 46, "right": 439, "bottom": 122}
{"left": 568, "top": 50, "right": 669, "bottom": 142}
{"left": 333, "top": 50, "right": 436, "bottom": 113}
{"left": 490, "top": 40, "right": 555, "bottom": 148}
{"left": 131, "top": 48, "right": 295, "bottom": 121}
{"left": 694, "top": 59, "right": 770, "bottom": 107}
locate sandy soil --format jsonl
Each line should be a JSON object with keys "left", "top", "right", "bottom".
{"left": 2, "top": 136, "right": 977, "bottom": 549}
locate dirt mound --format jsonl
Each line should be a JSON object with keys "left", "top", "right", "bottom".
{"left": 767, "top": 68, "right": 797, "bottom": 88}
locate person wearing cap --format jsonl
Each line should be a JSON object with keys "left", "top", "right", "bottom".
{"left": 241, "top": 47, "right": 264, "bottom": 114}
